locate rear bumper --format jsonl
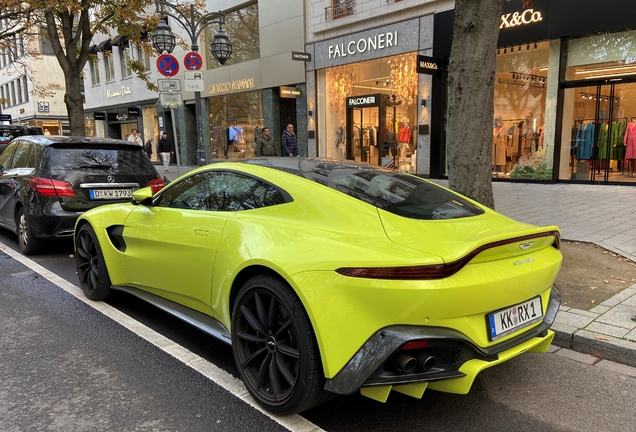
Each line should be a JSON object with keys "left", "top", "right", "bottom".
{"left": 324, "top": 287, "right": 561, "bottom": 395}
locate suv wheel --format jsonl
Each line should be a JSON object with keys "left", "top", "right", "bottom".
{"left": 16, "top": 207, "right": 43, "bottom": 255}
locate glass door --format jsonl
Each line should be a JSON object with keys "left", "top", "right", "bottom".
{"left": 347, "top": 107, "right": 380, "bottom": 165}
{"left": 561, "top": 82, "right": 636, "bottom": 183}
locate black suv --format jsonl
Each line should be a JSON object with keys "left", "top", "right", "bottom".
{"left": 0, "top": 136, "right": 164, "bottom": 254}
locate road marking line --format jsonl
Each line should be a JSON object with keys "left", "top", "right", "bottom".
{"left": 0, "top": 242, "right": 325, "bottom": 432}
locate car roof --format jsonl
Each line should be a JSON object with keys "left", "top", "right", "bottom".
{"left": 17, "top": 135, "right": 141, "bottom": 148}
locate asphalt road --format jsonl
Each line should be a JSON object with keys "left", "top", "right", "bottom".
{"left": 1, "top": 228, "right": 636, "bottom": 432}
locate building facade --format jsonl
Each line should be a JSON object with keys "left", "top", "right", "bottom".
{"left": 83, "top": 0, "right": 309, "bottom": 165}
{"left": 0, "top": 28, "right": 69, "bottom": 135}
{"left": 305, "top": 0, "right": 636, "bottom": 185}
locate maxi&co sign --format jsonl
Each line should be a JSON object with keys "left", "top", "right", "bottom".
{"left": 500, "top": 9, "right": 544, "bottom": 29}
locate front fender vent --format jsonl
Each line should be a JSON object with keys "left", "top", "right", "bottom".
{"left": 106, "top": 225, "right": 126, "bottom": 253}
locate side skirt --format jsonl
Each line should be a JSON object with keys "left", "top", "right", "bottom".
{"left": 111, "top": 285, "right": 232, "bottom": 345}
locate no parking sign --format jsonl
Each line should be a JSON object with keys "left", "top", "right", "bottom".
{"left": 184, "top": 52, "right": 203, "bottom": 70}
{"left": 157, "top": 54, "right": 179, "bottom": 77}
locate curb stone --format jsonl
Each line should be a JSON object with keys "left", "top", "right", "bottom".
{"left": 552, "top": 327, "right": 636, "bottom": 369}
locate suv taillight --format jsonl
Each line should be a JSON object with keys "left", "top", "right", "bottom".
{"left": 30, "top": 177, "right": 76, "bottom": 197}
{"left": 146, "top": 177, "right": 165, "bottom": 194}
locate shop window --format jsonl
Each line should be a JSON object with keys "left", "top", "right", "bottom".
{"left": 204, "top": 3, "right": 259, "bottom": 70}
{"left": 207, "top": 90, "right": 264, "bottom": 160}
{"left": 120, "top": 46, "right": 132, "bottom": 78}
{"left": 492, "top": 41, "right": 551, "bottom": 180}
{"left": 326, "top": 0, "right": 355, "bottom": 20}
{"left": 103, "top": 51, "right": 115, "bottom": 82}
{"left": 318, "top": 53, "right": 418, "bottom": 171}
{"left": 564, "top": 30, "right": 636, "bottom": 81}
{"left": 90, "top": 58, "right": 101, "bottom": 86}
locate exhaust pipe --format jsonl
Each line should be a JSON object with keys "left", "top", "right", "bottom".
{"left": 390, "top": 353, "right": 417, "bottom": 372}
{"left": 417, "top": 354, "right": 436, "bottom": 371}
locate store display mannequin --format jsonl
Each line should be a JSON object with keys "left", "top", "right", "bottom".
{"left": 624, "top": 117, "right": 636, "bottom": 174}
{"left": 335, "top": 120, "right": 346, "bottom": 160}
{"left": 398, "top": 117, "right": 411, "bottom": 159}
{"left": 521, "top": 111, "right": 535, "bottom": 157}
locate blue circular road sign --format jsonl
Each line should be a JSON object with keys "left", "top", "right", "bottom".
{"left": 157, "top": 54, "right": 179, "bottom": 77}
{"left": 184, "top": 52, "right": 203, "bottom": 70}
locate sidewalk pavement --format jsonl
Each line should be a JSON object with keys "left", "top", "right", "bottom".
{"left": 160, "top": 163, "right": 636, "bottom": 367}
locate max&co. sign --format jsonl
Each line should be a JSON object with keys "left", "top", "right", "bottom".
{"left": 500, "top": 9, "right": 543, "bottom": 29}
{"left": 416, "top": 55, "right": 442, "bottom": 76}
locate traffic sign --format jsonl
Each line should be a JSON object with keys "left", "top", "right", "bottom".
{"left": 157, "top": 54, "right": 179, "bottom": 77}
{"left": 160, "top": 93, "right": 184, "bottom": 108}
{"left": 184, "top": 52, "right": 203, "bottom": 70}
{"left": 157, "top": 79, "right": 182, "bottom": 92}
{"left": 184, "top": 71, "right": 204, "bottom": 92}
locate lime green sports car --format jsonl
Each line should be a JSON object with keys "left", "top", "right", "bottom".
{"left": 74, "top": 158, "right": 562, "bottom": 414}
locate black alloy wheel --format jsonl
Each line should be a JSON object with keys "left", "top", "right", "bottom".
{"left": 75, "top": 224, "right": 112, "bottom": 300}
{"left": 231, "top": 275, "right": 328, "bottom": 414}
{"left": 16, "top": 206, "right": 43, "bottom": 255}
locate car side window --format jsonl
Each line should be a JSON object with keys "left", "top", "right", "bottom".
{"left": 11, "top": 141, "right": 31, "bottom": 169}
{"left": 26, "top": 144, "right": 41, "bottom": 169}
{"left": 156, "top": 171, "right": 259, "bottom": 212}
{"left": 0, "top": 142, "right": 17, "bottom": 169}
{"left": 241, "top": 182, "right": 287, "bottom": 210}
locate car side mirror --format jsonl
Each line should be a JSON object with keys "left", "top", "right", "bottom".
{"left": 132, "top": 187, "right": 154, "bottom": 206}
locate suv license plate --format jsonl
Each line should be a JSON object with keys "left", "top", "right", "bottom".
{"left": 90, "top": 189, "right": 132, "bottom": 199}
{"left": 488, "top": 296, "right": 543, "bottom": 341}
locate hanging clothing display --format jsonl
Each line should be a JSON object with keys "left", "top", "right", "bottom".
{"left": 610, "top": 121, "right": 627, "bottom": 160}
{"left": 598, "top": 122, "right": 609, "bottom": 160}
{"left": 625, "top": 120, "right": 636, "bottom": 159}
{"left": 493, "top": 127, "right": 506, "bottom": 167}
{"left": 576, "top": 121, "right": 595, "bottom": 160}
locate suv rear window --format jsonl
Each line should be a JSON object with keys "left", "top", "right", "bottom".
{"left": 297, "top": 160, "right": 485, "bottom": 220}
{"left": 42, "top": 146, "right": 154, "bottom": 172}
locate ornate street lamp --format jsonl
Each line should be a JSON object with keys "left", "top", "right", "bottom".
{"left": 151, "top": 18, "right": 176, "bottom": 54}
{"left": 152, "top": 1, "right": 233, "bottom": 166}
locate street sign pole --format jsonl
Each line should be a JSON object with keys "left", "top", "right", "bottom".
{"left": 188, "top": 50, "right": 206, "bottom": 166}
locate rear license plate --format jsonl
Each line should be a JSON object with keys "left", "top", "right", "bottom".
{"left": 89, "top": 189, "right": 132, "bottom": 199}
{"left": 488, "top": 296, "right": 543, "bottom": 341}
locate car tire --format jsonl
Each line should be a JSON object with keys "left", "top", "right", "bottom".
{"left": 231, "top": 274, "right": 330, "bottom": 414}
{"left": 75, "top": 224, "right": 112, "bottom": 301}
{"left": 16, "top": 206, "right": 44, "bottom": 255}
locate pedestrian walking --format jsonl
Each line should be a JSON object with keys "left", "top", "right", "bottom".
{"left": 255, "top": 127, "right": 279, "bottom": 157}
{"left": 127, "top": 129, "right": 143, "bottom": 146}
{"left": 144, "top": 137, "right": 153, "bottom": 159}
{"left": 157, "top": 132, "right": 174, "bottom": 172}
{"left": 282, "top": 124, "right": 298, "bottom": 157}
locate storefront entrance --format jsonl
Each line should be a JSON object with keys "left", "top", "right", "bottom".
{"left": 346, "top": 95, "right": 383, "bottom": 167}
{"left": 562, "top": 81, "right": 636, "bottom": 184}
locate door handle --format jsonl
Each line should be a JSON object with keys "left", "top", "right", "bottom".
{"left": 194, "top": 229, "right": 209, "bottom": 237}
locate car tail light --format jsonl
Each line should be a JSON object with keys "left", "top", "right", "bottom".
{"left": 402, "top": 340, "right": 429, "bottom": 350}
{"left": 30, "top": 177, "right": 76, "bottom": 197}
{"left": 146, "top": 177, "right": 165, "bottom": 194}
{"left": 336, "top": 230, "right": 561, "bottom": 280}
{"left": 336, "top": 265, "right": 447, "bottom": 280}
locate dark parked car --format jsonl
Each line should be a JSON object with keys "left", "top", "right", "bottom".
{"left": 0, "top": 125, "right": 43, "bottom": 155}
{"left": 0, "top": 136, "right": 164, "bottom": 254}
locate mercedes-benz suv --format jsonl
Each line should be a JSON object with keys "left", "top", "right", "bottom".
{"left": 0, "top": 136, "right": 164, "bottom": 254}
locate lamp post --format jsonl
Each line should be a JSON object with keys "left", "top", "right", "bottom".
{"left": 152, "top": 1, "right": 232, "bottom": 166}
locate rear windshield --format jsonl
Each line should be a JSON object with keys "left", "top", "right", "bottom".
{"left": 42, "top": 146, "right": 155, "bottom": 172}
{"left": 297, "top": 160, "right": 485, "bottom": 220}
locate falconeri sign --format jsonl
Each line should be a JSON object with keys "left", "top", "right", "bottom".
{"left": 329, "top": 31, "right": 398, "bottom": 59}
{"left": 500, "top": 9, "right": 543, "bottom": 29}
{"left": 346, "top": 95, "right": 380, "bottom": 108}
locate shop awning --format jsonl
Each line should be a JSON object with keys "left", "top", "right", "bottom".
{"left": 111, "top": 35, "right": 128, "bottom": 47}
{"left": 96, "top": 39, "right": 112, "bottom": 52}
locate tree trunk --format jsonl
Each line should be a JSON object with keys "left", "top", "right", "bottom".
{"left": 64, "top": 68, "right": 86, "bottom": 136}
{"left": 446, "top": 0, "right": 507, "bottom": 209}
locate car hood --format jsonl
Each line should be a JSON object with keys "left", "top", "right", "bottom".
{"left": 377, "top": 208, "right": 560, "bottom": 264}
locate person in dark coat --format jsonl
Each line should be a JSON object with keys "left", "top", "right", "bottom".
{"left": 144, "top": 137, "right": 153, "bottom": 159}
{"left": 255, "top": 127, "right": 280, "bottom": 157}
{"left": 157, "top": 132, "right": 175, "bottom": 172}
{"left": 281, "top": 124, "right": 298, "bottom": 157}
